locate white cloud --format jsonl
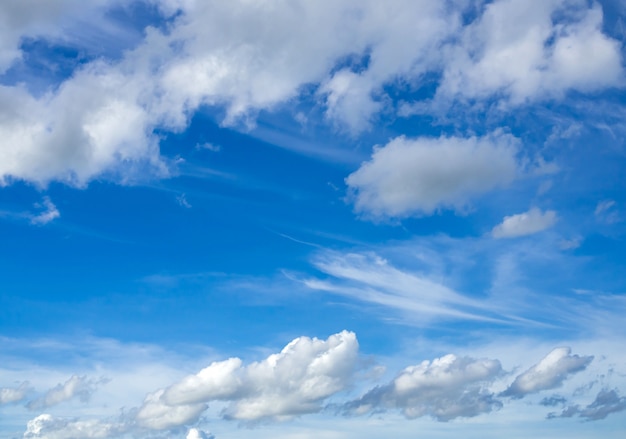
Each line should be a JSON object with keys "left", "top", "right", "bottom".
{"left": 346, "top": 354, "right": 502, "bottom": 421}
{"left": 304, "top": 250, "right": 508, "bottom": 324}
{"left": 137, "top": 331, "right": 359, "bottom": 427}
{"left": 502, "top": 347, "right": 593, "bottom": 398}
{"left": 437, "top": 0, "right": 623, "bottom": 104}
{"left": 0, "top": 381, "right": 31, "bottom": 405}
{"left": 548, "top": 389, "right": 626, "bottom": 421}
{"left": 23, "top": 414, "right": 121, "bottom": 439}
{"left": 27, "top": 375, "right": 104, "bottom": 410}
{"left": 345, "top": 133, "right": 520, "bottom": 219}
{"left": 491, "top": 208, "right": 557, "bottom": 238}
{"left": 595, "top": 199, "right": 620, "bottom": 224}
{"left": 30, "top": 196, "right": 60, "bottom": 225}
{"left": 0, "top": 0, "right": 620, "bottom": 187}
{"left": 186, "top": 428, "right": 214, "bottom": 439}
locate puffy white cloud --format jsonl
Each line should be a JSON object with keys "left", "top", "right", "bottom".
{"left": 0, "top": 381, "right": 31, "bottom": 405}
{"left": 345, "top": 133, "right": 520, "bottom": 219}
{"left": 186, "top": 428, "right": 214, "bottom": 439}
{"left": 491, "top": 208, "right": 557, "bottom": 238}
{"left": 27, "top": 375, "right": 104, "bottom": 410}
{"left": 438, "top": 0, "right": 623, "bottom": 104}
{"left": 502, "top": 347, "right": 593, "bottom": 398}
{"left": 23, "top": 414, "right": 121, "bottom": 439}
{"left": 135, "top": 389, "right": 208, "bottom": 430}
{"left": 1, "top": 0, "right": 621, "bottom": 187}
{"left": 346, "top": 354, "right": 502, "bottom": 421}
{"left": 137, "top": 331, "right": 359, "bottom": 427}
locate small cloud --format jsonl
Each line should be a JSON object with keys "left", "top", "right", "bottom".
{"left": 501, "top": 347, "right": 593, "bottom": 398}
{"left": 540, "top": 395, "right": 567, "bottom": 407}
{"left": 548, "top": 388, "right": 626, "bottom": 421}
{"left": 177, "top": 194, "right": 192, "bottom": 208}
{"left": 492, "top": 208, "right": 557, "bottom": 239}
{"left": 27, "top": 375, "right": 106, "bottom": 410}
{"left": 559, "top": 237, "right": 582, "bottom": 250}
{"left": 0, "top": 382, "right": 31, "bottom": 405}
{"left": 595, "top": 200, "right": 619, "bottom": 224}
{"left": 196, "top": 142, "right": 221, "bottom": 152}
{"left": 30, "top": 196, "right": 60, "bottom": 225}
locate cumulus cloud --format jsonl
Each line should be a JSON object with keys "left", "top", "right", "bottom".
{"left": 548, "top": 389, "right": 626, "bottom": 421}
{"left": 23, "top": 414, "right": 121, "bottom": 439}
{"left": 0, "top": 381, "right": 31, "bottom": 405}
{"left": 0, "top": 0, "right": 621, "bottom": 186}
{"left": 502, "top": 347, "right": 593, "bottom": 398}
{"left": 345, "top": 133, "right": 520, "bottom": 219}
{"left": 30, "top": 196, "right": 60, "bottom": 225}
{"left": 491, "top": 208, "right": 557, "bottom": 238}
{"left": 186, "top": 428, "right": 214, "bottom": 439}
{"left": 137, "top": 331, "right": 358, "bottom": 427}
{"left": 27, "top": 375, "right": 106, "bottom": 410}
{"left": 438, "top": 0, "right": 624, "bottom": 104}
{"left": 345, "top": 354, "right": 502, "bottom": 421}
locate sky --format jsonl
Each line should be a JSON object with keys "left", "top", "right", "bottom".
{"left": 1, "top": 0, "right": 626, "bottom": 437}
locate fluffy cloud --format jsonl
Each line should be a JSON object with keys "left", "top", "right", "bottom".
{"left": 502, "top": 347, "right": 593, "bottom": 398}
{"left": 345, "top": 133, "right": 520, "bottom": 219}
{"left": 0, "top": 381, "right": 31, "bottom": 405}
{"left": 438, "top": 0, "right": 623, "bottom": 104}
{"left": 491, "top": 208, "right": 557, "bottom": 238}
{"left": 27, "top": 375, "right": 106, "bottom": 410}
{"left": 345, "top": 354, "right": 502, "bottom": 421}
{"left": 23, "top": 414, "right": 121, "bottom": 439}
{"left": 138, "top": 331, "right": 359, "bottom": 427}
{"left": 0, "top": 0, "right": 621, "bottom": 186}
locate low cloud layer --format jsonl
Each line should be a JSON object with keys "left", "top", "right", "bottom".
{"left": 502, "top": 347, "right": 593, "bottom": 398}
{"left": 345, "top": 354, "right": 503, "bottom": 421}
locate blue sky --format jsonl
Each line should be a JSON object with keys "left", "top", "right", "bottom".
{"left": 1, "top": 0, "right": 626, "bottom": 438}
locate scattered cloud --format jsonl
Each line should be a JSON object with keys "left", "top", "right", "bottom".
{"left": 595, "top": 200, "right": 620, "bottom": 224}
{"left": 548, "top": 388, "right": 626, "bottom": 421}
{"left": 30, "top": 196, "right": 60, "bottom": 225}
{"left": 1, "top": 0, "right": 621, "bottom": 186}
{"left": 195, "top": 142, "right": 221, "bottom": 152}
{"left": 492, "top": 208, "right": 557, "bottom": 239}
{"left": 177, "top": 193, "right": 192, "bottom": 208}
{"left": 345, "top": 354, "right": 502, "bottom": 421}
{"left": 437, "top": 0, "right": 624, "bottom": 104}
{"left": 27, "top": 375, "right": 105, "bottom": 410}
{"left": 346, "top": 133, "right": 520, "bottom": 219}
{"left": 0, "top": 381, "right": 31, "bottom": 405}
{"left": 502, "top": 347, "right": 593, "bottom": 398}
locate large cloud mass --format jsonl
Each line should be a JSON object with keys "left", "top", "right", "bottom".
{"left": 0, "top": 0, "right": 622, "bottom": 186}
